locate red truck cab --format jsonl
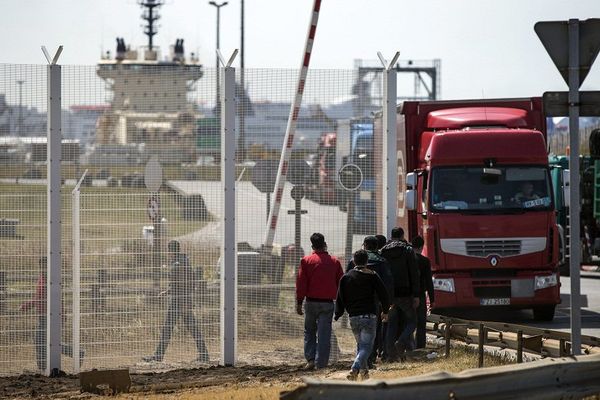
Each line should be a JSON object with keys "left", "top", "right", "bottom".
{"left": 376, "top": 98, "right": 561, "bottom": 320}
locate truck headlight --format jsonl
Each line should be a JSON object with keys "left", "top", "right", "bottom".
{"left": 534, "top": 273, "right": 557, "bottom": 290}
{"left": 433, "top": 278, "right": 455, "bottom": 293}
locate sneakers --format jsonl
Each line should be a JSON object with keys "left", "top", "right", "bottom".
{"left": 346, "top": 369, "right": 359, "bottom": 381}
{"left": 142, "top": 354, "right": 163, "bottom": 362}
{"left": 394, "top": 340, "right": 407, "bottom": 362}
{"left": 346, "top": 369, "right": 369, "bottom": 381}
{"left": 303, "top": 360, "right": 315, "bottom": 370}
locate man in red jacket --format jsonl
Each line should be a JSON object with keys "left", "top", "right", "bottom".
{"left": 296, "top": 233, "right": 343, "bottom": 370}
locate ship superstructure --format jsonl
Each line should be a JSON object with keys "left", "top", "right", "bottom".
{"left": 95, "top": 0, "right": 203, "bottom": 162}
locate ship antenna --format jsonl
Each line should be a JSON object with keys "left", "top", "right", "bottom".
{"left": 139, "top": 0, "right": 164, "bottom": 51}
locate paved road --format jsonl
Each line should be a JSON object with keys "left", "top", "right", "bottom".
{"left": 532, "top": 273, "right": 600, "bottom": 338}
{"left": 447, "top": 272, "right": 600, "bottom": 339}
{"left": 169, "top": 180, "right": 600, "bottom": 339}
{"left": 169, "top": 180, "right": 365, "bottom": 260}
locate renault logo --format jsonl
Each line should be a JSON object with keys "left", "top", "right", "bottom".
{"left": 490, "top": 256, "right": 498, "bottom": 267}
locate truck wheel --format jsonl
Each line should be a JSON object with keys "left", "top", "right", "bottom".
{"left": 533, "top": 305, "right": 556, "bottom": 321}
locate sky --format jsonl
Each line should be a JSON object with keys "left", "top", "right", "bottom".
{"left": 0, "top": 0, "right": 598, "bottom": 101}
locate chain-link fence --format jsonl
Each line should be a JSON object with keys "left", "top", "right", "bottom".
{"left": 0, "top": 59, "right": 394, "bottom": 375}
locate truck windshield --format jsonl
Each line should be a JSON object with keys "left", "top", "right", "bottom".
{"left": 430, "top": 166, "right": 552, "bottom": 212}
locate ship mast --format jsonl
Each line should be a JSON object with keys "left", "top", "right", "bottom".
{"left": 139, "top": 0, "right": 164, "bottom": 51}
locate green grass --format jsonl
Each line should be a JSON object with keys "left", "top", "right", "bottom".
{"left": 0, "top": 164, "right": 251, "bottom": 181}
{"left": 0, "top": 183, "right": 214, "bottom": 279}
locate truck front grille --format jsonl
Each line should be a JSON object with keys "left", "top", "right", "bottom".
{"left": 466, "top": 240, "right": 521, "bottom": 257}
{"left": 440, "top": 237, "right": 547, "bottom": 258}
{"left": 474, "top": 286, "right": 511, "bottom": 298}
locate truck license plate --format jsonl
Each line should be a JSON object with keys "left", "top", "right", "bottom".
{"left": 480, "top": 298, "right": 510, "bottom": 306}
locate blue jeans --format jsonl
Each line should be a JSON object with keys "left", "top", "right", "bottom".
{"left": 304, "top": 301, "right": 334, "bottom": 368}
{"left": 386, "top": 297, "right": 416, "bottom": 359}
{"left": 350, "top": 314, "right": 377, "bottom": 371}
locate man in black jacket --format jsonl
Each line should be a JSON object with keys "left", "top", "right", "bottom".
{"left": 412, "top": 236, "right": 434, "bottom": 349}
{"left": 335, "top": 250, "right": 390, "bottom": 380}
{"left": 380, "top": 227, "right": 420, "bottom": 361}
{"left": 345, "top": 236, "right": 393, "bottom": 366}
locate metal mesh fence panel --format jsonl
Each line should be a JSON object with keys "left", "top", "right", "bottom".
{"left": 0, "top": 64, "right": 48, "bottom": 375}
{"left": 548, "top": 120, "right": 600, "bottom": 156}
{"left": 0, "top": 60, "right": 392, "bottom": 374}
{"left": 235, "top": 68, "right": 384, "bottom": 365}
{"left": 60, "top": 62, "right": 220, "bottom": 372}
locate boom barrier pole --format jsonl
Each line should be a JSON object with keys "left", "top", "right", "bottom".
{"left": 263, "top": 0, "right": 322, "bottom": 249}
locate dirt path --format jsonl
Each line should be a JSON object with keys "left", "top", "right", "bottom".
{"left": 0, "top": 345, "right": 509, "bottom": 399}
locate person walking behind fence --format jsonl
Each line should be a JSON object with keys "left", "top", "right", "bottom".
{"left": 20, "top": 256, "right": 83, "bottom": 371}
{"left": 335, "top": 250, "right": 390, "bottom": 381}
{"left": 143, "top": 240, "right": 209, "bottom": 363}
{"left": 411, "top": 236, "right": 435, "bottom": 349}
{"left": 380, "top": 227, "right": 420, "bottom": 361}
{"left": 296, "top": 233, "right": 343, "bottom": 370}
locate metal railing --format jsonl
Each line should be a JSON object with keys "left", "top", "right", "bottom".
{"left": 282, "top": 353, "right": 600, "bottom": 400}
{"left": 427, "top": 314, "right": 600, "bottom": 360}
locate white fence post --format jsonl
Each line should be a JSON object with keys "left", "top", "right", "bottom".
{"left": 219, "top": 49, "right": 238, "bottom": 366}
{"left": 43, "top": 45, "right": 63, "bottom": 376}
{"left": 379, "top": 51, "right": 400, "bottom": 237}
{"left": 71, "top": 170, "right": 87, "bottom": 373}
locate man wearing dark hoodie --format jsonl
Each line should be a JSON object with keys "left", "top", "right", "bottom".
{"left": 335, "top": 250, "right": 390, "bottom": 381}
{"left": 380, "top": 227, "right": 420, "bottom": 361}
{"left": 412, "top": 235, "right": 435, "bottom": 349}
{"left": 345, "top": 236, "right": 393, "bottom": 366}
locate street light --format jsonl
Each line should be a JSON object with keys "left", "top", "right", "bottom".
{"left": 209, "top": 1, "right": 228, "bottom": 116}
{"left": 16, "top": 80, "right": 24, "bottom": 136}
{"left": 239, "top": 0, "right": 246, "bottom": 161}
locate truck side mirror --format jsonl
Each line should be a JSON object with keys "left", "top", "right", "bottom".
{"left": 406, "top": 189, "right": 416, "bottom": 210}
{"left": 562, "top": 169, "right": 570, "bottom": 208}
{"left": 406, "top": 172, "right": 417, "bottom": 189}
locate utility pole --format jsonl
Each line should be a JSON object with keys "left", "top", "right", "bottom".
{"left": 209, "top": 1, "right": 228, "bottom": 116}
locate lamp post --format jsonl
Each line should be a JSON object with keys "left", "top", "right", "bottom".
{"left": 16, "top": 80, "right": 24, "bottom": 136}
{"left": 209, "top": 1, "right": 228, "bottom": 116}
{"left": 238, "top": 0, "right": 246, "bottom": 161}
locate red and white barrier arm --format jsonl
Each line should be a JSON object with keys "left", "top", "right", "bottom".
{"left": 263, "top": 0, "right": 322, "bottom": 249}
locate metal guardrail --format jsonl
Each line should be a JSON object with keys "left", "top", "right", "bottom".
{"left": 281, "top": 353, "right": 600, "bottom": 400}
{"left": 427, "top": 314, "right": 600, "bottom": 359}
